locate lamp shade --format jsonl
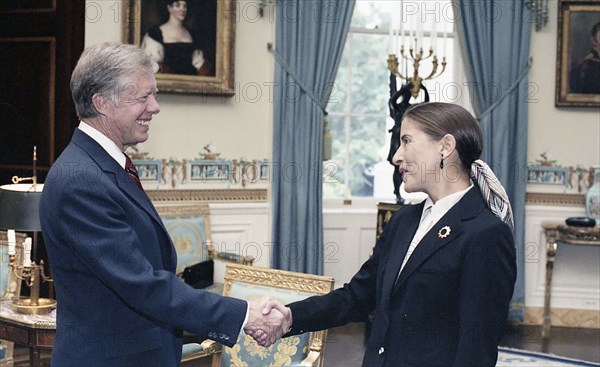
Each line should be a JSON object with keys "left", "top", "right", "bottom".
{"left": 0, "top": 184, "right": 43, "bottom": 231}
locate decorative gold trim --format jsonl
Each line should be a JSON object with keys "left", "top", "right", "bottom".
{"left": 147, "top": 189, "right": 267, "bottom": 203}
{"left": 526, "top": 192, "right": 585, "bottom": 207}
{"left": 154, "top": 203, "right": 210, "bottom": 217}
{"left": 223, "top": 264, "right": 334, "bottom": 295}
{"left": 525, "top": 306, "right": 600, "bottom": 328}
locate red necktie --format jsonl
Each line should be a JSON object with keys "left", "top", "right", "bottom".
{"left": 124, "top": 154, "right": 144, "bottom": 191}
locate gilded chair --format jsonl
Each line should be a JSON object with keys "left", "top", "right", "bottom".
{"left": 184, "top": 263, "right": 335, "bottom": 367}
{"left": 154, "top": 204, "right": 254, "bottom": 292}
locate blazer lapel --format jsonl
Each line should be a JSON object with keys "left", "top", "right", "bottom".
{"left": 393, "top": 211, "right": 464, "bottom": 292}
{"left": 392, "top": 187, "right": 484, "bottom": 292}
{"left": 380, "top": 203, "right": 424, "bottom": 308}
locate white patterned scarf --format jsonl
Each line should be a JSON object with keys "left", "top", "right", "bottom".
{"left": 470, "top": 160, "right": 515, "bottom": 233}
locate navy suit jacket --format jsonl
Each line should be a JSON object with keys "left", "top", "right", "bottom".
{"left": 40, "top": 129, "right": 247, "bottom": 367}
{"left": 287, "top": 187, "right": 516, "bottom": 367}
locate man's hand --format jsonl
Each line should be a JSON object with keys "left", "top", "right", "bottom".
{"left": 244, "top": 298, "right": 292, "bottom": 347}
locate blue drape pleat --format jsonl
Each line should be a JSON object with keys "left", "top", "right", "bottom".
{"left": 454, "top": 0, "right": 531, "bottom": 321}
{"left": 271, "top": 0, "right": 355, "bottom": 274}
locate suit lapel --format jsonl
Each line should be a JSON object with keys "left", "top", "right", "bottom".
{"left": 72, "top": 130, "right": 176, "bottom": 268}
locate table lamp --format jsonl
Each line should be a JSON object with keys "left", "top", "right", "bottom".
{"left": 0, "top": 147, "right": 55, "bottom": 314}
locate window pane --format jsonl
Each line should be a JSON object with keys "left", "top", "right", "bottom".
{"left": 351, "top": 0, "right": 394, "bottom": 29}
{"left": 351, "top": 33, "right": 390, "bottom": 115}
{"left": 323, "top": 115, "right": 347, "bottom": 198}
{"left": 327, "top": 37, "right": 349, "bottom": 114}
{"left": 348, "top": 116, "right": 388, "bottom": 197}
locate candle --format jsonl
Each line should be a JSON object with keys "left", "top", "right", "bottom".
{"left": 416, "top": 10, "right": 423, "bottom": 48}
{"left": 443, "top": 30, "right": 447, "bottom": 56}
{"left": 388, "top": 15, "right": 394, "bottom": 54}
{"left": 23, "top": 237, "right": 32, "bottom": 267}
{"left": 7, "top": 229, "right": 16, "bottom": 256}
{"left": 431, "top": 8, "right": 438, "bottom": 52}
{"left": 399, "top": 1, "right": 404, "bottom": 49}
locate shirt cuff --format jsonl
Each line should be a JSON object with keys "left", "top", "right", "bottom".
{"left": 239, "top": 301, "right": 250, "bottom": 335}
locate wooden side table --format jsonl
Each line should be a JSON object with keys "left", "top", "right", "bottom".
{"left": 541, "top": 222, "right": 600, "bottom": 338}
{"left": 0, "top": 300, "right": 55, "bottom": 367}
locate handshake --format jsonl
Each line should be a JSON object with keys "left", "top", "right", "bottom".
{"left": 244, "top": 299, "right": 293, "bottom": 347}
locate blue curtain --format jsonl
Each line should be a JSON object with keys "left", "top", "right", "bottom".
{"left": 454, "top": 0, "right": 532, "bottom": 321}
{"left": 271, "top": 0, "right": 355, "bottom": 274}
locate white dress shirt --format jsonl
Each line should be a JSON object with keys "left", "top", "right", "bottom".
{"left": 78, "top": 121, "right": 127, "bottom": 169}
{"left": 399, "top": 184, "right": 474, "bottom": 274}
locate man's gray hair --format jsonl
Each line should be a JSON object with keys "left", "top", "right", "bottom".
{"left": 70, "top": 43, "right": 159, "bottom": 119}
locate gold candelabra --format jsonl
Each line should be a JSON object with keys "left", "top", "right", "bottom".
{"left": 8, "top": 244, "right": 55, "bottom": 314}
{"left": 387, "top": 38, "right": 447, "bottom": 98}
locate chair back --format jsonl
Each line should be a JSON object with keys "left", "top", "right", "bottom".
{"left": 219, "top": 263, "right": 334, "bottom": 367}
{"left": 154, "top": 204, "right": 212, "bottom": 275}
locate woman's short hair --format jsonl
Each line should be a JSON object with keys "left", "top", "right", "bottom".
{"left": 403, "top": 102, "right": 483, "bottom": 172}
{"left": 70, "top": 43, "right": 158, "bottom": 119}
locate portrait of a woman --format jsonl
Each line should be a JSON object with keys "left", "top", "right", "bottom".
{"left": 141, "top": 0, "right": 215, "bottom": 76}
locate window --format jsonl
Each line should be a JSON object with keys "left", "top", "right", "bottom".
{"left": 324, "top": 0, "right": 469, "bottom": 203}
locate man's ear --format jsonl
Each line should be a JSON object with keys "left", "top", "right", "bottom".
{"left": 92, "top": 93, "right": 110, "bottom": 116}
{"left": 440, "top": 134, "right": 457, "bottom": 157}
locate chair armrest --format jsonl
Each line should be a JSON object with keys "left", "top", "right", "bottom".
{"left": 207, "top": 243, "right": 254, "bottom": 265}
{"left": 181, "top": 340, "right": 222, "bottom": 363}
{"left": 300, "top": 335, "right": 324, "bottom": 367}
{"left": 200, "top": 339, "right": 221, "bottom": 354}
{"left": 214, "top": 251, "right": 254, "bottom": 265}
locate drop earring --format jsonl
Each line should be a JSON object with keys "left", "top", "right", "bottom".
{"left": 440, "top": 155, "right": 444, "bottom": 169}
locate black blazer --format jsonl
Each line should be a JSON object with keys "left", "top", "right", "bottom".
{"left": 287, "top": 187, "right": 516, "bottom": 367}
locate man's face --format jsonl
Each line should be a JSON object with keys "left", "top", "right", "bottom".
{"left": 104, "top": 71, "right": 160, "bottom": 151}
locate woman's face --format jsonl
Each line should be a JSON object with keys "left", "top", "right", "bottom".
{"left": 168, "top": 1, "right": 187, "bottom": 22}
{"left": 392, "top": 117, "right": 443, "bottom": 194}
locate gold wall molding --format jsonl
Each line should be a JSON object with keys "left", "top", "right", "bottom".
{"left": 525, "top": 306, "right": 599, "bottom": 328}
{"left": 147, "top": 189, "right": 267, "bottom": 203}
{"left": 525, "top": 192, "right": 585, "bottom": 207}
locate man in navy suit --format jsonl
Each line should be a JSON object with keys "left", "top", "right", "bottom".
{"left": 40, "top": 43, "right": 287, "bottom": 367}
{"left": 256, "top": 103, "right": 517, "bottom": 366}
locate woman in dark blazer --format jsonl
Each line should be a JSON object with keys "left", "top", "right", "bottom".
{"left": 257, "top": 102, "right": 517, "bottom": 367}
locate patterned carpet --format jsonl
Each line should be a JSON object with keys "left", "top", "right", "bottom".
{"left": 498, "top": 347, "right": 600, "bottom": 367}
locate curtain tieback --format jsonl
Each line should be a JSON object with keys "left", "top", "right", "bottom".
{"left": 267, "top": 43, "right": 328, "bottom": 116}
{"left": 476, "top": 57, "right": 533, "bottom": 122}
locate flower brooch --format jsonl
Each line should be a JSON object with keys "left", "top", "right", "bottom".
{"left": 438, "top": 226, "right": 451, "bottom": 239}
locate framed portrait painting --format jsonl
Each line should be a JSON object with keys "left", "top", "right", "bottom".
{"left": 555, "top": 0, "right": 600, "bottom": 107}
{"left": 123, "top": 0, "right": 236, "bottom": 95}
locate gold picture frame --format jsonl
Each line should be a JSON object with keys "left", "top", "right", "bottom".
{"left": 123, "top": 0, "right": 236, "bottom": 95}
{"left": 555, "top": 0, "right": 600, "bottom": 107}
